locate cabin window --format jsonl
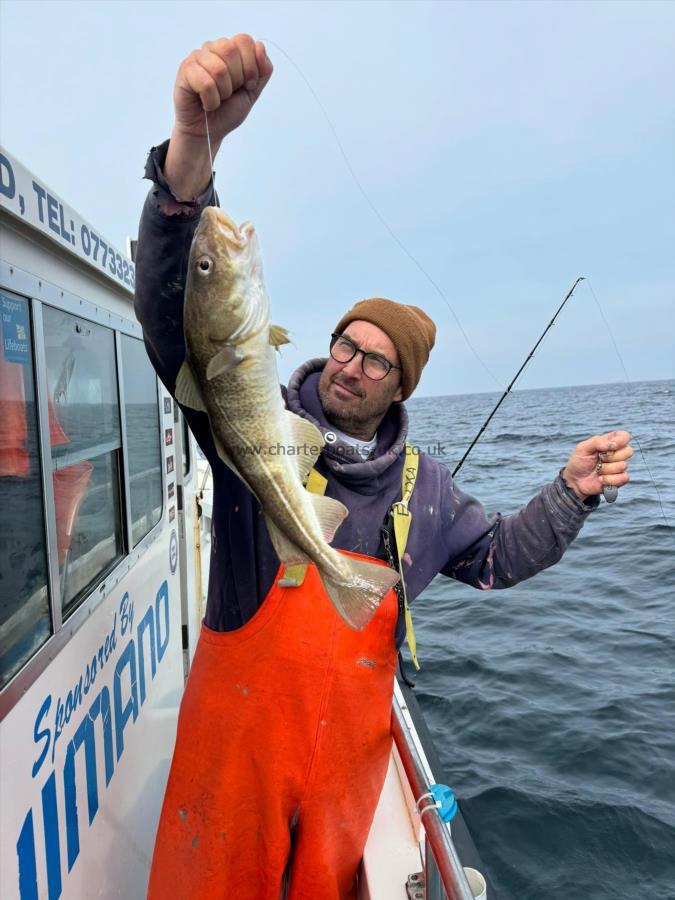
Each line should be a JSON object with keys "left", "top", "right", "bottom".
{"left": 0, "top": 292, "right": 52, "bottom": 688}
{"left": 121, "top": 335, "right": 163, "bottom": 546}
{"left": 42, "top": 305, "right": 124, "bottom": 616}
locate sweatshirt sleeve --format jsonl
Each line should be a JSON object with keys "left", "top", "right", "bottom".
{"left": 133, "top": 141, "right": 219, "bottom": 464}
{"left": 440, "top": 470, "right": 599, "bottom": 590}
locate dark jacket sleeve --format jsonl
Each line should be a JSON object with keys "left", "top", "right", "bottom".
{"left": 133, "top": 141, "right": 220, "bottom": 465}
{"left": 440, "top": 469, "right": 599, "bottom": 590}
{"left": 133, "top": 143, "right": 283, "bottom": 633}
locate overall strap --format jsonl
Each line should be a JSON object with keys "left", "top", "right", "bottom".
{"left": 281, "top": 450, "right": 421, "bottom": 669}
{"left": 280, "top": 468, "right": 328, "bottom": 587}
{"left": 390, "top": 444, "right": 421, "bottom": 669}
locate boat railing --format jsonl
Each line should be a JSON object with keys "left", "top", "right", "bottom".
{"left": 392, "top": 685, "right": 475, "bottom": 900}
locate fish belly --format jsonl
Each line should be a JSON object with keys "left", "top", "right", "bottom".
{"left": 209, "top": 347, "right": 334, "bottom": 568}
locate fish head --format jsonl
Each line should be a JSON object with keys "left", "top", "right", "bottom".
{"left": 185, "top": 207, "right": 268, "bottom": 347}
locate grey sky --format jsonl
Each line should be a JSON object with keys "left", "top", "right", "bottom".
{"left": 1, "top": 0, "right": 673, "bottom": 397}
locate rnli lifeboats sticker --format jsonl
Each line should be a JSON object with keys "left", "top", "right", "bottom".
{"left": 169, "top": 529, "right": 178, "bottom": 574}
{"left": 166, "top": 455, "right": 174, "bottom": 474}
{"left": 164, "top": 396, "right": 172, "bottom": 415}
{"left": 1, "top": 293, "right": 30, "bottom": 363}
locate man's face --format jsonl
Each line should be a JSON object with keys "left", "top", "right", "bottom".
{"left": 317, "top": 320, "right": 403, "bottom": 440}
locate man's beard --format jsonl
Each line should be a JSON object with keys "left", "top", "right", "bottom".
{"left": 317, "top": 372, "right": 394, "bottom": 437}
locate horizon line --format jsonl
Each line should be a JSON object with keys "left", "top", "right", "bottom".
{"left": 411, "top": 375, "right": 674, "bottom": 403}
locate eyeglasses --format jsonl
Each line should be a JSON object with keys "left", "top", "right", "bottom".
{"left": 329, "top": 333, "right": 401, "bottom": 381}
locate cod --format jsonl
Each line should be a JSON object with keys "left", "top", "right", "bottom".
{"left": 175, "top": 207, "right": 399, "bottom": 630}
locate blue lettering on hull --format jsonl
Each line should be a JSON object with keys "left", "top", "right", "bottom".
{"left": 16, "top": 582, "right": 171, "bottom": 898}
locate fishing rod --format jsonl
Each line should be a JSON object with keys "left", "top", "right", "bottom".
{"left": 452, "top": 277, "right": 602, "bottom": 485}
{"left": 248, "top": 46, "right": 618, "bottom": 504}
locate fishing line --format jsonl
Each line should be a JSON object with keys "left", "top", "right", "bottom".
{"left": 252, "top": 41, "right": 619, "bottom": 483}
{"left": 204, "top": 110, "right": 215, "bottom": 195}
{"left": 452, "top": 276, "right": 673, "bottom": 534}
{"left": 584, "top": 279, "right": 673, "bottom": 540}
{"left": 258, "top": 37, "right": 503, "bottom": 390}
{"left": 202, "top": 41, "right": 672, "bottom": 533}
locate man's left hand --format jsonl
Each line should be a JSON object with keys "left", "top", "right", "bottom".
{"left": 562, "top": 430, "right": 633, "bottom": 501}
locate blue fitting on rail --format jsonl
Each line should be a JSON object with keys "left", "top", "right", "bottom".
{"left": 429, "top": 783, "right": 458, "bottom": 823}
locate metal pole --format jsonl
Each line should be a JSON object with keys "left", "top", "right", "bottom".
{"left": 391, "top": 698, "right": 474, "bottom": 900}
{"left": 425, "top": 837, "right": 447, "bottom": 900}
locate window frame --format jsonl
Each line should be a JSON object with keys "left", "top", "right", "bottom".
{"left": 0, "top": 264, "right": 166, "bottom": 719}
{"left": 0, "top": 288, "right": 53, "bottom": 687}
{"left": 119, "top": 331, "right": 165, "bottom": 549}
{"left": 41, "top": 301, "right": 125, "bottom": 619}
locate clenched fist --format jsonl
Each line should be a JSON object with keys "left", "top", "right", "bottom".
{"left": 165, "top": 35, "right": 273, "bottom": 200}
{"left": 562, "top": 430, "right": 633, "bottom": 501}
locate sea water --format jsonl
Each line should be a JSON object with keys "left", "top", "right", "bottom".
{"left": 406, "top": 379, "right": 675, "bottom": 900}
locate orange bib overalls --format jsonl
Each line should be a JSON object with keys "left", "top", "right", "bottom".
{"left": 148, "top": 552, "right": 398, "bottom": 900}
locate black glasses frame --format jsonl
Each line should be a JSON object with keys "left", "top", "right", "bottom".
{"left": 329, "top": 333, "right": 401, "bottom": 381}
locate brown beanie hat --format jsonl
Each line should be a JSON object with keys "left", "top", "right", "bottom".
{"left": 334, "top": 298, "right": 436, "bottom": 401}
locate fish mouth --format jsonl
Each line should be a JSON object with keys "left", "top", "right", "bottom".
{"left": 201, "top": 207, "right": 254, "bottom": 253}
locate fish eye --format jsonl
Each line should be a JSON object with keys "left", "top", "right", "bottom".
{"left": 197, "top": 256, "right": 214, "bottom": 275}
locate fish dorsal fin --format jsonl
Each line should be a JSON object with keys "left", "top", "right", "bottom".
{"left": 269, "top": 324, "right": 291, "bottom": 350}
{"left": 283, "top": 410, "right": 324, "bottom": 482}
{"left": 265, "top": 514, "right": 309, "bottom": 566}
{"left": 175, "top": 360, "right": 207, "bottom": 412}
{"left": 206, "top": 345, "right": 242, "bottom": 381}
{"left": 308, "top": 493, "right": 348, "bottom": 544}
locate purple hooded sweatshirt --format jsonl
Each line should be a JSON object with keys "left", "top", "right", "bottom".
{"left": 134, "top": 142, "right": 598, "bottom": 649}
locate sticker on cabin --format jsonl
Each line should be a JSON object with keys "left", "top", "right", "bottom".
{"left": 170, "top": 530, "right": 178, "bottom": 573}
{"left": 164, "top": 397, "right": 172, "bottom": 415}
{"left": 1, "top": 293, "right": 30, "bottom": 364}
{"left": 169, "top": 505, "right": 176, "bottom": 522}
{"left": 168, "top": 481, "right": 175, "bottom": 499}
{"left": 165, "top": 428, "right": 173, "bottom": 446}
{"left": 166, "top": 455, "right": 174, "bottom": 474}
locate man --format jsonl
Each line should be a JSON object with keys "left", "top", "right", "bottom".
{"left": 135, "top": 35, "right": 632, "bottom": 900}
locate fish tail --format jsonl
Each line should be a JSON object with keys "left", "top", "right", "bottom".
{"left": 320, "top": 559, "right": 399, "bottom": 631}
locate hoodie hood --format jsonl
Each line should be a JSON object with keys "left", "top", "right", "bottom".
{"left": 285, "top": 358, "right": 409, "bottom": 492}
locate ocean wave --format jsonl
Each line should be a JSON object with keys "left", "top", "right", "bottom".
{"left": 461, "top": 786, "right": 675, "bottom": 900}
{"left": 485, "top": 431, "right": 572, "bottom": 444}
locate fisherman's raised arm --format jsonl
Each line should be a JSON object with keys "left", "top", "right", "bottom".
{"left": 133, "top": 35, "right": 272, "bottom": 446}
{"left": 440, "top": 430, "right": 633, "bottom": 590}
{"left": 164, "top": 36, "right": 272, "bottom": 201}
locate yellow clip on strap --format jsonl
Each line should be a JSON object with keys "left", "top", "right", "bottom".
{"left": 281, "top": 448, "right": 420, "bottom": 670}
{"left": 392, "top": 444, "right": 420, "bottom": 669}
{"left": 305, "top": 468, "right": 328, "bottom": 496}
{"left": 280, "top": 468, "right": 328, "bottom": 587}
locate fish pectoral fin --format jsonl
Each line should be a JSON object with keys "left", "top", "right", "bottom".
{"left": 320, "top": 559, "right": 399, "bottom": 631}
{"left": 309, "top": 494, "right": 348, "bottom": 544}
{"left": 264, "top": 515, "right": 309, "bottom": 566}
{"left": 175, "top": 360, "right": 207, "bottom": 412}
{"left": 206, "top": 345, "right": 242, "bottom": 380}
{"left": 269, "top": 324, "right": 291, "bottom": 349}
{"left": 284, "top": 411, "right": 324, "bottom": 482}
